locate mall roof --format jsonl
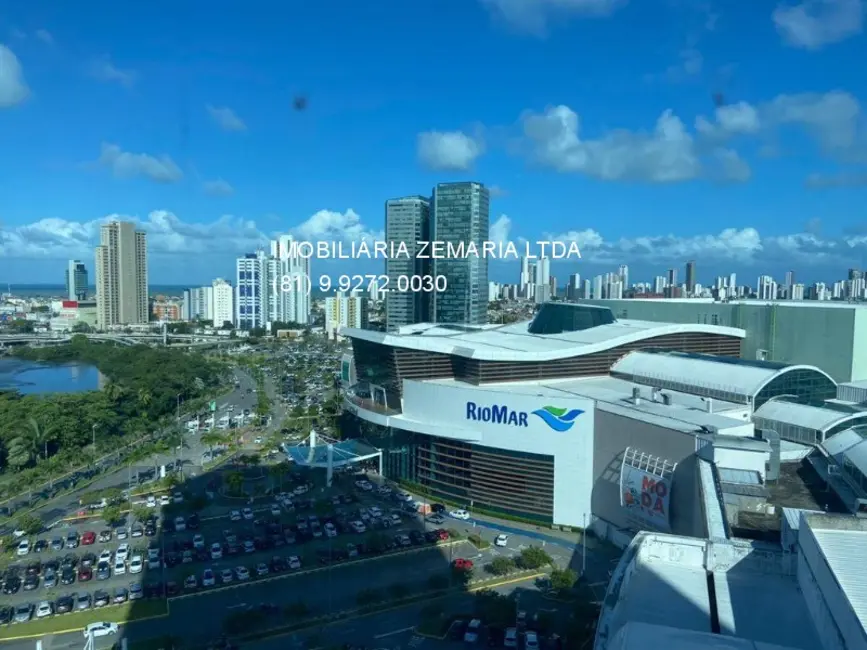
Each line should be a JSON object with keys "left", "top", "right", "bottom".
{"left": 821, "top": 426, "right": 867, "bottom": 478}
{"left": 341, "top": 315, "right": 743, "bottom": 362}
{"left": 424, "top": 375, "right": 752, "bottom": 433}
{"left": 754, "top": 400, "right": 867, "bottom": 436}
{"left": 607, "top": 622, "right": 801, "bottom": 650}
{"left": 611, "top": 350, "right": 836, "bottom": 403}
{"left": 284, "top": 438, "right": 381, "bottom": 468}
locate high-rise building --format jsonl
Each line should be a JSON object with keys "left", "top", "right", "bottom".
{"left": 212, "top": 278, "right": 234, "bottom": 327}
{"left": 184, "top": 286, "right": 212, "bottom": 321}
{"left": 235, "top": 251, "right": 270, "bottom": 330}
{"left": 325, "top": 291, "right": 369, "bottom": 338}
{"left": 385, "top": 196, "right": 430, "bottom": 331}
{"left": 431, "top": 181, "right": 489, "bottom": 325}
{"left": 95, "top": 221, "right": 148, "bottom": 327}
{"left": 618, "top": 265, "right": 629, "bottom": 292}
{"left": 269, "top": 235, "right": 310, "bottom": 325}
{"left": 685, "top": 261, "right": 696, "bottom": 295}
{"left": 66, "top": 260, "right": 88, "bottom": 301}
{"left": 567, "top": 273, "right": 581, "bottom": 300}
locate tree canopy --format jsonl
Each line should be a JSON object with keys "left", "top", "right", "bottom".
{"left": 0, "top": 338, "right": 227, "bottom": 489}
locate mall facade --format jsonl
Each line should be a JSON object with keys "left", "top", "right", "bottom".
{"left": 340, "top": 303, "right": 842, "bottom": 531}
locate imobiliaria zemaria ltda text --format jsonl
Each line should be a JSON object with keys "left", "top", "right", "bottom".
{"left": 284, "top": 239, "right": 583, "bottom": 260}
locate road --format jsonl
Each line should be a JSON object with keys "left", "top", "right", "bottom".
{"left": 5, "top": 371, "right": 258, "bottom": 533}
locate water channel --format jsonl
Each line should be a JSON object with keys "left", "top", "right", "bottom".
{"left": 0, "top": 357, "right": 103, "bottom": 395}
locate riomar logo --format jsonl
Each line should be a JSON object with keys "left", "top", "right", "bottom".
{"left": 532, "top": 406, "right": 585, "bottom": 432}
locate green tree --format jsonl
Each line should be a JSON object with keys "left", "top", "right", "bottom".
{"left": 131, "top": 505, "right": 151, "bottom": 523}
{"left": 427, "top": 573, "right": 449, "bottom": 590}
{"left": 225, "top": 471, "right": 244, "bottom": 495}
{"left": 283, "top": 600, "right": 310, "bottom": 619}
{"left": 550, "top": 568, "right": 578, "bottom": 594}
{"left": 356, "top": 588, "right": 383, "bottom": 606}
{"left": 518, "top": 546, "right": 553, "bottom": 570}
{"left": 487, "top": 557, "right": 516, "bottom": 576}
{"left": 16, "top": 514, "right": 43, "bottom": 535}
{"left": 388, "top": 583, "right": 410, "bottom": 600}
{"left": 102, "top": 505, "right": 123, "bottom": 526}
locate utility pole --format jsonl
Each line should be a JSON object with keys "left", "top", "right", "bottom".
{"left": 91, "top": 424, "right": 97, "bottom": 449}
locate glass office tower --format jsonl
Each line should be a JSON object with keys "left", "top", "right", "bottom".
{"left": 431, "top": 182, "right": 490, "bottom": 325}
{"left": 385, "top": 196, "right": 431, "bottom": 331}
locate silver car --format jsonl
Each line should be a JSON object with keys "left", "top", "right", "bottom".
{"left": 76, "top": 593, "right": 92, "bottom": 611}
{"left": 13, "top": 603, "right": 33, "bottom": 623}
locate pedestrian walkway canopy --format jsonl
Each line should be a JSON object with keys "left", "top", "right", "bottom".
{"left": 282, "top": 431, "right": 382, "bottom": 486}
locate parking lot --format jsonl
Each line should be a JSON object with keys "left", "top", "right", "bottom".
{"left": 0, "top": 469, "right": 464, "bottom": 628}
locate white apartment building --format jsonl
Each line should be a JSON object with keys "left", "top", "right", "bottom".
{"left": 235, "top": 251, "right": 270, "bottom": 330}
{"left": 325, "top": 291, "right": 368, "bottom": 337}
{"left": 95, "top": 221, "right": 148, "bottom": 328}
{"left": 211, "top": 278, "right": 234, "bottom": 327}
{"left": 268, "top": 235, "right": 310, "bottom": 326}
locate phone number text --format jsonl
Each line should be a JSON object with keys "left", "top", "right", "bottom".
{"left": 277, "top": 274, "right": 448, "bottom": 296}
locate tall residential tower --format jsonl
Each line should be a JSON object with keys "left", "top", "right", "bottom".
{"left": 431, "top": 181, "right": 489, "bottom": 325}
{"left": 385, "top": 196, "right": 430, "bottom": 331}
{"left": 94, "top": 221, "right": 148, "bottom": 327}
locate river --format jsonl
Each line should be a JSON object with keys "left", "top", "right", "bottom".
{"left": 0, "top": 357, "right": 103, "bottom": 395}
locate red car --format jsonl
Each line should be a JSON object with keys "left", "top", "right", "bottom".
{"left": 81, "top": 531, "right": 96, "bottom": 545}
{"left": 453, "top": 558, "right": 474, "bottom": 571}
{"left": 436, "top": 529, "right": 450, "bottom": 541}
{"left": 77, "top": 566, "right": 93, "bottom": 582}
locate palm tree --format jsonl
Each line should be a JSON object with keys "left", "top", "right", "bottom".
{"left": 104, "top": 381, "right": 125, "bottom": 402}
{"left": 225, "top": 471, "right": 244, "bottom": 496}
{"left": 201, "top": 431, "right": 224, "bottom": 458}
{"left": 137, "top": 389, "right": 153, "bottom": 417}
{"left": 21, "top": 417, "right": 51, "bottom": 462}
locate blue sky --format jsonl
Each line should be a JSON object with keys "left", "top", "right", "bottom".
{"left": 0, "top": 0, "right": 866, "bottom": 287}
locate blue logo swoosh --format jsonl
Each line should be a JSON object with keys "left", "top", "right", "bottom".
{"left": 532, "top": 407, "right": 584, "bottom": 432}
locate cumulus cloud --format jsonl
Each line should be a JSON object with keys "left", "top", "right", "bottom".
{"left": 98, "top": 143, "right": 184, "bottom": 184}
{"left": 695, "top": 91, "right": 867, "bottom": 162}
{"left": 805, "top": 171, "right": 867, "bottom": 187}
{"left": 203, "top": 179, "right": 234, "bottom": 196}
{"left": 773, "top": 0, "right": 864, "bottom": 49}
{"left": 520, "top": 104, "right": 747, "bottom": 183}
{"left": 480, "top": 0, "right": 624, "bottom": 35}
{"left": 291, "top": 209, "right": 384, "bottom": 244}
{"left": 89, "top": 58, "right": 136, "bottom": 87}
{"left": 489, "top": 215, "right": 513, "bottom": 245}
{"left": 35, "top": 29, "right": 53, "bottom": 44}
{"left": 207, "top": 104, "right": 247, "bottom": 132}
{"left": 0, "top": 45, "right": 29, "bottom": 107}
{"left": 417, "top": 131, "right": 484, "bottom": 171}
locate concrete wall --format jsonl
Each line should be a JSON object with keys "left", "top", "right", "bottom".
{"left": 592, "top": 409, "right": 706, "bottom": 538}
{"left": 581, "top": 299, "right": 858, "bottom": 382}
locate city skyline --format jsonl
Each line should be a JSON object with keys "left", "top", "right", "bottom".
{"left": 1, "top": 2, "right": 866, "bottom": 284}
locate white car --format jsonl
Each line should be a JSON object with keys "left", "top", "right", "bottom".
{"left": 84, "top": 622, "right": 119, "bottom": 638}
{"left": 210, "top": 542, "right": 223, "bottom": 560}
{"left": 114, "top": 559, "right": 127, "bottom": 575}
{"left": 174, "top": 516, "right": 186, "bottom": 532}
{"left": 242, "top": 507, "right": 254, "bottom": 520}
{"left": 464, "top": 619, "right": 482, "bottom": 643}
{"left": 16, "top": 539, "right": 30, "bottom": 556}
{"left": 35, "top": 601, "right": 53, "bottom": 619}
{"left": 350, "top": 520, "right": 366, "bottom": 534}
{"left": 220, "top": 568, "right": 234, "bottom": 583}
{"left": 128, "top": 555, "right": 144, "bottom": 574}
{"left": 450, "top": 509, "right": 470, "bottom": 520}
{"left": 287, "top": 555, "right": 301, "bottom": 570}
{"left": 324, "top": 523, "right": 337, "bottom": 538}
{"left": 116, "top": 543, "right": 130, "bottom": 560}
{"left": 192, "top": 534, "right": 205, "bottom": 549}
{"left": 243, "top": 540, "right": 255, "bottom": 553}
{"left": 229, "top": 510, "right": 241, "bottom": 522}
{"left": 235, "top": 566, "right": 250, "bottom": 581}
{"left": 99, "top": 549, "right": 113, "bottom": 563}
{"left": 146, "top": 495, "right": 157, "bottom": 508}
{"left": 495, "top": 534, "right": 509, "bottom": 547}
{"left": 202, "top": 569, "right": 216, "bottom": 587}
{"left": 524, "top": 631, "right": 540, "bottom": 650}
{"left": 159, "top": 495, "right": 171, "bottom": 506}
{"left": 270, "top": 504, "right": 281, "bottom": 516}
{"left": 256, "top": 562, "right": 269, "bottom": 576}
{"left": 173, "top": 492, "right": 184, "bottom": 504}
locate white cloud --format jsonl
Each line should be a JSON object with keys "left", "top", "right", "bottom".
{"left": 207, "top": 104, "right": 247, "bottom": 132}
{"left": 490, "top": 215, "right": 512, "bottom": 245}
{"left": 0, "top": 211, "right": 267, "bottom": 259}
{"left": 521, "top": 104, "right": 747, "bottom": 183}
{"left": 0, "top": 45, "right": 29, "bottom": 108}
{"left": 98, "top": 143, "right": 184, "bottom": 184}
{"left": 480, "top": 0, "right": 624, "bottom": 35}
{"left": 35, "top": 29, "right": 53, "bottom": 44}
{"left": 89, "top": 58, "right": 136, "bottom": 87}
{"left": 291, "top": 209, "right": 384, "bottom": 244}
{"left": 203, "top": 179, "right": 234, "bottom": 196}
{"left": 417, "top": 131, "right": 483, "bottom": 171}
{"left": 773, "top": 0, "right": 864, "bottom": 49}
{"left": 805, "top": 171, "right": 867, "bottom": 187}
{"left": 695, "top": 91, "right": 867, "bottom": 161}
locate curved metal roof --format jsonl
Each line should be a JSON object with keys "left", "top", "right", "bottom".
{"left": 754, "top": 400, "right": 867, "bottom": 435}
{"left": 612, "top": 350, "right": 836, "bottom": 401}
{"left": 340, "top": 320, "right": 744, "bottom": 362}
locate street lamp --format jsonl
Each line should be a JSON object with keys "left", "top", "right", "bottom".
{"left": 91, "top": 424, "right": 98, "bottom": 449}
{"left": 176, "top": 394, "right": 182, "bottom": 421}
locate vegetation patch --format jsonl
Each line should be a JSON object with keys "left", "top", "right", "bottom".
{"left": 0, "top": 599, "right": 168, "bottom": 640}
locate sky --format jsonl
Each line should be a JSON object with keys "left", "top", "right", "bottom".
{"left": 0, "top": 0, "right": 866, "bottom": 287}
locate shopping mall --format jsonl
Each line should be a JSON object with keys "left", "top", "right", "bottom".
{"left": 339, "top": 303, "right": 855, "bottom": 533}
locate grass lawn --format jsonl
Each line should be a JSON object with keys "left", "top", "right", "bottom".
{"left": 0, "top": 599, "right": 168, "bottom": 640}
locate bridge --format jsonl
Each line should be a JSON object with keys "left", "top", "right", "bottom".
{"left": 0, "top": 332, "right": 239, "bottom": 348}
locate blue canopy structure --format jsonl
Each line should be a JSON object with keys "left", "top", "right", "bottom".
{"left": 282, "top": 432, "right": 382, "bottom": 486}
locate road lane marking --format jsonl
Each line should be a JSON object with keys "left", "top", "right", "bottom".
{"left": 374, "top": 626, "right": 415, "bottom": 638}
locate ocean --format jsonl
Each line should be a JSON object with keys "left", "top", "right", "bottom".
{"left": 1, "top": 284, "right": 189, "bottom": 298}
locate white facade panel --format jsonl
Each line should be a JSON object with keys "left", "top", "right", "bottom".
{"left": 714, "top": 448, "right": 767, "bottom": 480}
{"left": 400, "top": 380, "right": 595, "bottom": 528}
